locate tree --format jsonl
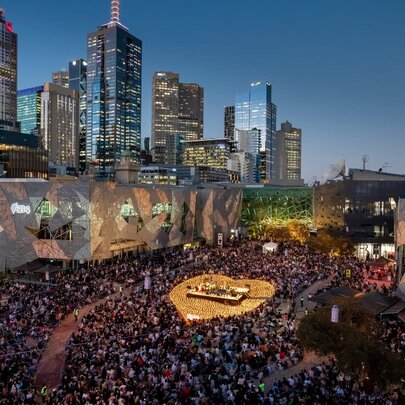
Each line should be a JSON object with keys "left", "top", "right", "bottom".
{"left": 297, "top": 305, "right": 405, "bottom": 388}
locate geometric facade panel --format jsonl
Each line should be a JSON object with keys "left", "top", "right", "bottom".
{"left": 0, "top": 179, "right": 243, "bottom": 269}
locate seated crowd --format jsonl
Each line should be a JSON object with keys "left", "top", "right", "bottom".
{"left": 0, "top": 241, "right": 403, "bottom": 404}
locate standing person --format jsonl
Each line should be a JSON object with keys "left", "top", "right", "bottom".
{"left": 73, "top": 307, "right": 79, "bottom": 321}
{"left": 40, "top": 385, "right": 47, "bottom": 402}
{"left": 300, "top": 296, "right": 304, "bottom": 308}
{"left": 119, "top": 285, "right": 124, "bottom": 297}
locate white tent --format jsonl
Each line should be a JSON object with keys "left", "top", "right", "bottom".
{"left": 262, "top": 242, "right": 278, "bottom": 254}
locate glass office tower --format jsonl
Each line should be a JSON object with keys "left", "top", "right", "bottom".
{"left": 235, "top": 82, "right": 276, "bottom": 181}
{"left": 151, "top": 72, "right": 180, "bottom": 164}
{"left": 69, "top": 59, "right": 87, "bottom": 173}
{"left": 86, "top": 1, "right": 142, "bottom": 179}
{"left": 17, "top": 86, "right": 43, "bottom": 135}
{"left": 0, "top": 9, "right": 18, "bottom": 132}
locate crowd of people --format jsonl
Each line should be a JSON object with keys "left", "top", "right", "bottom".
{"left": 0, "top": 240, "right": 404, "bottom": 404}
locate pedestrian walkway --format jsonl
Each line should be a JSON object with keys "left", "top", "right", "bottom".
{"left": 264, "top": 351, "right": 331, "bottom": 388}
{"left": 294, "top": 274, "right": 334, "bottom": 320}
{"left": 34, "top": 284, "right": 124, "bottom": 391}
{"left": 261, "top": 274, "right": 334, "bottom": 391}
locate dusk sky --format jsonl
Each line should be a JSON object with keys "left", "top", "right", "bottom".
{"left": 4, "top": 0, "right": 405, "bottom": 181}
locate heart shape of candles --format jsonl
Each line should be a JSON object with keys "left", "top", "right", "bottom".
{"left": 170, "top": 274, "right": 275, "bottom": 321}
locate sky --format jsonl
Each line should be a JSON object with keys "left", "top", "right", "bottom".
{"left": 3, "top": 0, "right": 405, "bottom": 181}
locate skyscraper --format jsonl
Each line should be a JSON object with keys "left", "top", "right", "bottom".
{"left": 235, "top": 82, "right": 276, "bottom": 182}
{"left": 17, "top": 86, "right": 43, "bottom": 135}
{"left": 52, "top": 71, "right": 69, "bottom": 88}
{"left": 275, "top": 121, "right": 302, "bottom": 181}
{"left": 236, "top": 128, "right": 261, "bottom": 183}
{"left": 179, "top": 83, "right": 204, "bottom": 141}
{"left": 224, "top": 106, "right": 235, "bottom": 140}
{"left": 41, "top": 83, "right": 79, "bottom": 170}
{"left": 86, "top": 0, "right": 142, "bottom": 178}
{"left": 69, "top": 59, "right": 87, "bottom": 173}
{"left": 151, "top": 72, "right": 204, "bottom": 165}
{"left": 151, "top": 72, "right": 180, "bottom": 165}
{"left": 0, "top": 9, "right": 18, "bottom": 132}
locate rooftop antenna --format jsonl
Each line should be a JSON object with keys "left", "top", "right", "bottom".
{"left": 111, "top": 0, "right": 120, "bottom": 23}
{"left": 382, "top": 162, "right": 391, "bottom": 172}
{"left": 362, "top": 154, "right": 369, "bottom": 171}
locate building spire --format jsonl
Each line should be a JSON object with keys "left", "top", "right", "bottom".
{"left": 111, "top": 0, "right": 120, "bottom": 23}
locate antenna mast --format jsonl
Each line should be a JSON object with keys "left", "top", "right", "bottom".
{"left": 362, "top": 155, "right": 369, "bottom": 171}
{"left": 111, "top": 0, "right": 120, "bottom": 23}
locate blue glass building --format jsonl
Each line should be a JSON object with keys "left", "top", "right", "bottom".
{"left": 17, "top": 86, "right": 43, "bottom": 135}
{"left": 235, "top": 82, "right": 276, "bottom": 181}
{"left": 86, "top": 1, "right": 142, "bottom": 179}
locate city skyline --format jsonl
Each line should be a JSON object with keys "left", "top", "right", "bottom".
{"left": 3, "top": 0, "right": 405, "bottom": 180}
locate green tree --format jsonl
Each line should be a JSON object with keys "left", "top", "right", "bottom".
{"left": 297, "top": 306, "right": 405, "bottom": 388}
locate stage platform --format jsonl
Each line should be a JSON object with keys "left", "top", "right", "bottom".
{"left": 186, "top": 283, "right": 250, "bottom": 305}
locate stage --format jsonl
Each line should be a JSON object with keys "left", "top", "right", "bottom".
{"left": 186, "top": 283, "right": 250, "bottom": 305}
{"left": 170, "top": 274, "right": 275, "bottom": 321}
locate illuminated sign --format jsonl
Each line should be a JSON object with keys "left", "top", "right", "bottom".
{"left": 217, "top": 232, "right": 223, "bottom": 248}
{"left": 11, "top": 203, "right": 31, "bottom": 215}
{"left": 5, "top": 21, "right": 13, "bottom": 33}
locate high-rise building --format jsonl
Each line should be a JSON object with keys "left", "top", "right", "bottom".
{"left": 52, "top": 71, "right": 69, "bottom": 88}
{"left": 224, "top": 106, "right": 235, "bottom": 140}
{"left": 236, "top": 128, "right": 261, "bottom": 183}
{"left": 40, "top": 83, "right": 79, "bottom": 170}
{"left": 69, "top": 59, "right": 87, "bottom": 173}
{"left": 151, "top": 72, "right": 180, "bottom": 164}
{"left": 86, "top": 0, "right": 142, "bottom": 178}
{"left": 0, "top": 9, "right": 18, "bottom": 132}
{"left": 179, "top": 83, "right": 204, "bottom": 141}
{"left": 151, "top": 72, "right": 204, "bottom": 165}
{"left": 182, "top": 138, "right": 235, "bottom": 170}
{"left": 235, "top": 82, "right": 276, "bottom": 182}
{"left": 275, "top": 121, "right": 302, "bottom": 181}
{"left": 17, "top": 86, "right": 43, "bottom": 135}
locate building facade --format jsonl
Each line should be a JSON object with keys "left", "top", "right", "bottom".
{"left": 182, "top": 138, "right": 235, "bottom": 171}
{"left": 86, "top": 3, "right": 142, "bottom": 178}
{"left": 40, "top": 83, "right": 79, "bottom": 170}
{"left": 235, "top": 82, "right": 276, "bottom": 182}
{"left": 314, "top": 169, "right": 405, "bottom": 259}
{"left": 0, "top": 178, "right": 242, "bottom": 269}
{"left": 69, "top": 59, "right": 87, "bottom": 173}
{"left": 151, "top": 72, "right": 180, "bottom": 164}
{"left": 224, "top": 106, "right": 235, "bottom": 141}
{"left": 52, "top": 71, "right": 69, "bottom": 88}
{"left": 17, "top": 86, "right": 43, "bottom": 135}
{"left": 151, "top": 72, "right": 204, "bottom": 165}
{"left": 0, "top": 129, "right": 48, "bottom": 178}
{"left": 178, "top": 82, "right": 204, "bottom": 141}
{"left": 236, "top": 128, "right": 261, "bottom": 183}
{"left": 395, "top": 199, "right": 405, "bottom": 294}
{"left": 0, "top": 9, "right": 18, "bottom": 132}
{"left": 275, "top": 121, "right": 302, "bottom": 181}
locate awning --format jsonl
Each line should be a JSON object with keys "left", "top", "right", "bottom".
{"left": 380, "top": 301, "right": 405, "bottom": 316}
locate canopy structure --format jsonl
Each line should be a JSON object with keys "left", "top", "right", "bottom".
{"left": 310, "top": 286, "right": 404, "bottom": 317}
{"left": 310, "top": 286, "right": 362, "bottom": 305}
{"left": 380, "top": 301, "right": 405, "bottom": 317}
{"left": 356, "top": 292, "right": 398, "bottom": 315}
{"left": 262, "top": 242, "right": 278, "bottom": 254}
